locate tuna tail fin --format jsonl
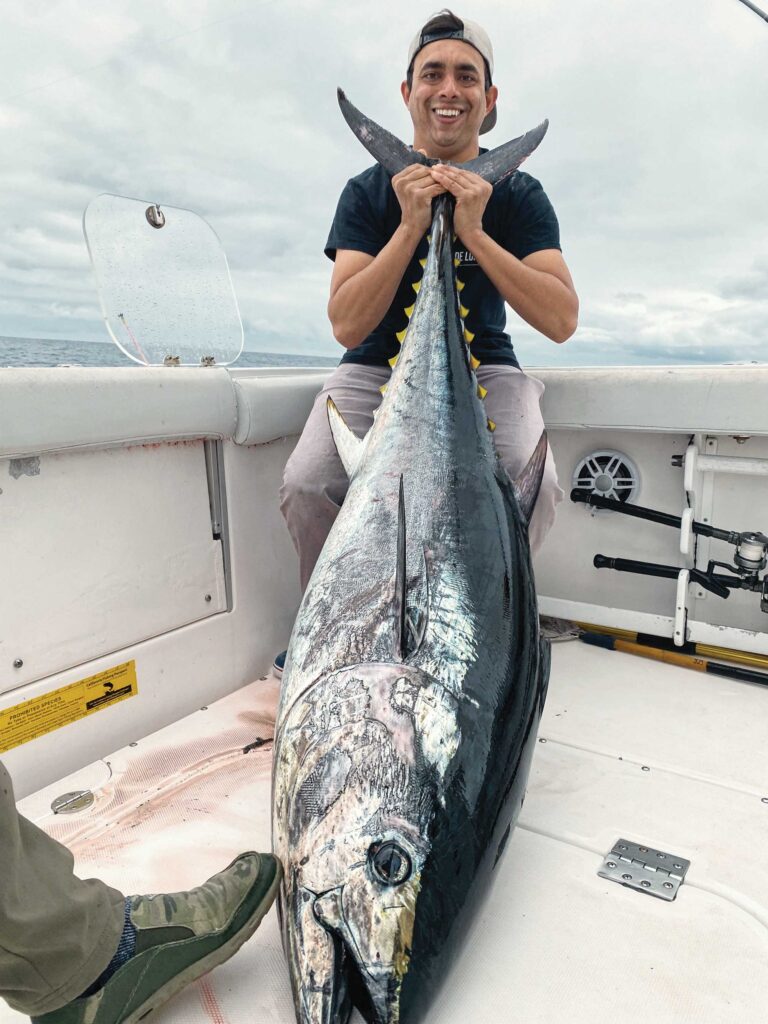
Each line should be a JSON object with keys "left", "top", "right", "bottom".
{"left": 463, "top": 120, "right": 549, "bottom": 185}
{"left": 511, "top": 431, "right": 548, "bottom": 524}
{"left": 338, "top": 88, "right": 548, "bottom": 187}
{"left": 337, "top": 88, "right": 431, "bottom": 177}
{"left": 327, "top": 397, "right": 366, "bottom": 480}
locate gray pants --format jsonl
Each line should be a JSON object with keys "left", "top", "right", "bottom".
{"left": 281, "top": 363, "right": 563, "bottom": 590}
{"left": 0, "top": 761, "right": 123, "bottom": 1015}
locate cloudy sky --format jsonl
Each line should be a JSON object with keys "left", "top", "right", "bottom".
{"left": 1, "top": 0, "right": 767, "bottom": 366}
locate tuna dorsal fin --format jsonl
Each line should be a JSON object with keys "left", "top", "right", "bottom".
{"left": 511, "top": 431, "right": 548, "bottom": 524}
{"left": 337, "top": 88, "right": 430, "bottom": 177}
{"left": 395, "top": 475, "right": 407, "bottom": 659}
{"left": 326, "top": 397, "right": 366, "bottom": 479}
{"left": 463, "top": 120, "right": 549, "bottom": 185}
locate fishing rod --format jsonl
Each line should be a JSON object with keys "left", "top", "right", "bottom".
{"left": 570, "top": 489, "right": 768, "bottom": 612}
{"left": 734, "top": 0, "right": 768, "bottom": 24}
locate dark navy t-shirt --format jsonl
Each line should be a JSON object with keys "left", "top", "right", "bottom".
{"left": 324, "top": 161, "right": 561, "bottom": 367}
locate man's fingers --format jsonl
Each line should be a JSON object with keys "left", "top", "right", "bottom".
{"left": 431, "top": 167, "right": 478, "bottom": 189}
{"left": 394, "top": 163, "right": 436, "bottom": 185}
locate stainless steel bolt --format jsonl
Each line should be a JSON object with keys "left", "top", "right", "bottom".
{"left": 622, "top": 873, "right": 632, "bottom": 880}
{"left": 663, "top": 882, "right": 674, "bottom": 889}
{"left": 640, "top": 880, "right": 651, "bottom": 888}
{"left": 13, "top": 658, "right": 23, "bottom": 669}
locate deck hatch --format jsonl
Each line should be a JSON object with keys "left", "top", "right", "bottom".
{"left": 598, "top": 838, "right": 690, "bottom": 901}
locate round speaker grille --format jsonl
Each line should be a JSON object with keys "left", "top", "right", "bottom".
{"left": 572, "top": 450, "right": 640, "bottom": 506}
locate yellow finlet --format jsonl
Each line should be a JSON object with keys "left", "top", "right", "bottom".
{"left": 456, "top": 279, "right": 465, "bottom": 292}
{"left": 388, "top": 355, "right": 399, "bottom": 367}
{"left": 404, "top": 304, "right": 415, "bottom": 319}
{"left": 470, "top": 354, "right": 481, "bottom": 370}
{"left": 477, "top": 384, "right": 488, "bottom": 400}
{"left": 419, "top": 258, "right": 427, "bottom": 268}
{"left": 459, "top": 305, "right": 469, "bottom": 319}
{"left": 464, "top": 328, "right": 474, "bottom": 343}
{"left": 412, "top": 281, "right": 421, "bottom": 294}
{"left": 487, "top": 418, "right": 496, "bottom": 432}
{"left": 454, "top": 258, "right": 460, "bottom": 267}
{"left": 379, "top": 384, "right": 388, "bottom": 394}
{"left": 395, "top": 329, "right": 407, "bottom": 343}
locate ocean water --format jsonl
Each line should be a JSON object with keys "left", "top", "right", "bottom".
{"left": 0, "top": 335, "right": 339, "bottom": 369}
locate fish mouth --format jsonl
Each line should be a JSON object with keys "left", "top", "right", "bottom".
{"left": 285, "top": 883, "right": 410, "bottom": 1024}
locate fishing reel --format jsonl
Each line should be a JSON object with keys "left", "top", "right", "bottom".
{"left": 571, "top": 490, "right": 768, "bottom": 614}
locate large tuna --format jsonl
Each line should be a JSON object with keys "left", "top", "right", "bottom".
{"left": 272, "top": 91, "right": 551, "bottom": 1024}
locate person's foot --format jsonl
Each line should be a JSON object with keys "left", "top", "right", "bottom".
{"left": 272, "top": 650, "right": 287, "bottom": 678}
{"left": 32, "top": 852, "right": 281, "bottom": 1024}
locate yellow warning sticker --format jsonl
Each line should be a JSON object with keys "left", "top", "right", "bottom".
{"left": 0, "top": 661, "right": 138, "bottom": 754}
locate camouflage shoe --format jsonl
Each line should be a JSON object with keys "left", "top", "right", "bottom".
{"left": 32, "top": 852, "right": 281, "bottom": 1024}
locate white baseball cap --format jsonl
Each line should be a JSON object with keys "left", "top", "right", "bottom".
{"left": 407, "top": 13, "right": 496, "bottom": 134}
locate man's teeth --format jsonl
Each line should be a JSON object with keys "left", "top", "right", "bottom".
{"left": 435, "top": 109, "right": 460, "bottom": 117}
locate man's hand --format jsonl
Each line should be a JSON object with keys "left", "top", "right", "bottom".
{"left": 392, "top": 163, "right": 446, "bottom": 237}
{"left": 428, "top": 164, "right": 492, "bottom": 245}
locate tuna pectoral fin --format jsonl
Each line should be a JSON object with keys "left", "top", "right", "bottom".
{"left": 463, "top": 119, "right": 549, "bottom": 185}
{"left": 327, "top": 397, "right": 367, "bottom": 480}
{"left": 394, "top": 478, "right": 430, "bottom": 659}
{"left": 337, "top": 88, "right": 430, "bottom": 177}
{"left": 395, "top": 475, "right": 407, "bottom": 659}
{"left": 511, "top": 430, "right": 548, "bottom": 524}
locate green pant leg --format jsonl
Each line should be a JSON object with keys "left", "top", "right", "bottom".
{"left": 0, "top": 760, "right": 124, "bottom": 1016}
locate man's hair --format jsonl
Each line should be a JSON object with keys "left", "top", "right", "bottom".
{"left": 406, "top": 9, "right": 492, "bottom": 91}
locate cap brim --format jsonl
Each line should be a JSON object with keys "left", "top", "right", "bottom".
{"left": 479, "top": 107, "right": 497, "bottom": 135}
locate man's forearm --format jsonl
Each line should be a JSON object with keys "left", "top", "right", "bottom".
{"left": 328, "top": 223, "right": 425, "bottom": 349}
{"left": 462, "top": 230, "right": 578, "bottom": 344}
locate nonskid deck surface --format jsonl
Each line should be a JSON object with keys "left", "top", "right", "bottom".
{"left": 8, "top": 644, "right": 768, "bottom": 1024}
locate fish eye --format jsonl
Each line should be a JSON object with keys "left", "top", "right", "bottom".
{"left": 369, "top": 841, "right": 412, "bottom": 886}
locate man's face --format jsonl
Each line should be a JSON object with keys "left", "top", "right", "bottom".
{"left": 401, "top": 39, "right": 498, "bottom": 161}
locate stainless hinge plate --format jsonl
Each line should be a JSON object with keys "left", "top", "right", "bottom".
{"left": 51, "top": 790, "right": 94, "bottom": 814}
{"left": 598, "top": 838, "right": 690, "bottom": 901}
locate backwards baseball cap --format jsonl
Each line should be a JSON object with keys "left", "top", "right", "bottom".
{"left": 407, "top": 11, "right": 496, "bottom": 134}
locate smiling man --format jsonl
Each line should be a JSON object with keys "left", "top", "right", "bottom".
{"left": 279, "top": 10, "right": 577, "bottom": 648}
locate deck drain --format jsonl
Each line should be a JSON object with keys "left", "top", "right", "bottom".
{"left": 598, "top": 838, "right": 690, "bottom": 901}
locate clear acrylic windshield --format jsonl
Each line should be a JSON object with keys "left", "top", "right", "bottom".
{"left": 83, "top": 194, "right": 243, "bottom": 366}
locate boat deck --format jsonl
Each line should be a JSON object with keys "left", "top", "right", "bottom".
{"left": 7, "top": 640, "right": 767, "bottom": 1024}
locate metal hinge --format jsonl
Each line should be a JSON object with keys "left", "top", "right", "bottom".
{"left": 51, "top": 790, "right": 95, "bottom": 814}
{"left": 598, "top": 838, "right": 690, "bottom": 901}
